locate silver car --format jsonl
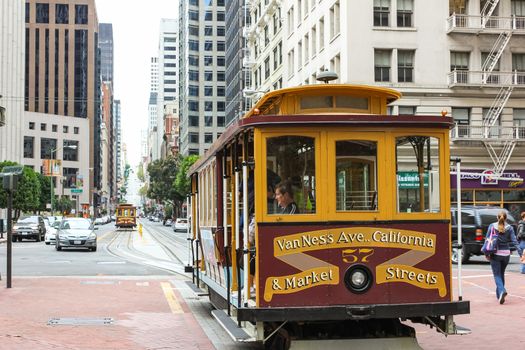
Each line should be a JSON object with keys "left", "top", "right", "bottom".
{"left": 56, "top": 218, "right": 98, "bottom": 252}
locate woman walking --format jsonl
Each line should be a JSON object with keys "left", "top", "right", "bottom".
{"left": 485, "top": 211, "right": 523, "bottom": 304}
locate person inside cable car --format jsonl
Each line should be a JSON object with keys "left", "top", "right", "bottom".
{"left": 275, "top": 180, "right": 299, "bottom": 214}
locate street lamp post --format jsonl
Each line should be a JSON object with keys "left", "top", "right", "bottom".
{"left": 49, "top": 144, "right": 77, "bottom": 215}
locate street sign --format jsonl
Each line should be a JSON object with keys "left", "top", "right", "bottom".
{"left": 0, "top": 165, "right": 23, "bottom": 175}
{"left": 71, "top": 188, "right": 83, "bottom": 193}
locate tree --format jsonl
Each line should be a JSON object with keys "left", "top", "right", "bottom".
{"left": 0, "top": 161, "right": 41, "bottom": 220}
{"left": 37, "top": 173, "right": 51, "bottom": 213}
{"left": 137, "top": 163, "right": 145, "bottom": 182}
{"left": 56, "top": 196, "right": 73, "bottom": 214}
{"left": 175, "top": 155, "right": 199, "bottom": 197}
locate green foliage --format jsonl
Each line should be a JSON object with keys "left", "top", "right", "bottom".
{"left": 147, "top": 156, "right": 181, "bottom": 205}
{"left": 56, "top": 196, "right": 73, "bottom": 214}
{"left": 37, "top": 173, "right": 51, "bottom": 212}
{"left": 0, "top": 161, "right": 41, "bottom": 215}
{"left": 175, "top": 155, "right": 199, "bottom": 197}
{"left": 137, "top": 164, "right": 145, "bottom": 182}
{"left": 164, "top": 204, "right": 173, "bottom": 219}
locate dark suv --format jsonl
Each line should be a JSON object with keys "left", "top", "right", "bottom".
{"left": 451, "top": 205, "right": 517, "bottom": 263}
{"left": 12, "top": 215, "right": 46, "bottom": 242}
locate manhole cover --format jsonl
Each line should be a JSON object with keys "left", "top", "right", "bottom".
{"left": 48, "top": 317, "right": 114, "bottom": 326}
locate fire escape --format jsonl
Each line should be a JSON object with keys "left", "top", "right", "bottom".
{"left": 447, "top": 0, "right": 525, "bottom": 176}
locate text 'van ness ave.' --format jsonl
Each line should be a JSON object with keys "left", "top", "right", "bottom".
{"left": 274, "top": 228, "right": 436, "bottom": 255}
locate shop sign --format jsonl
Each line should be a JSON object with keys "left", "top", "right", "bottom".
{"left": 397, "top": 171, "right": 428, "bottom": 189}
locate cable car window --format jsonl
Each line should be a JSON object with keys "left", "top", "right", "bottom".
{"left": 336, "top": 140, "right": 377, "bottom": 211}
{"left": 335, "top": 96, "right": 369, "bottom": 110}
{"left": 396, "top": 136, "right": 440, "bottom": 213}
{"left": 300, "top": 96, "right": 333, "bottom": 109}
{"left": 266, "top": 136, "right": 316, "bottom": 214}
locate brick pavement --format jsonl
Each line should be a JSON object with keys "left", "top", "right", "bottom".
{"left": 0, "top": 276, "right": 216, "bottom": 350}
{"left": 413, "top": 268, "right": 525, "bottom": 350}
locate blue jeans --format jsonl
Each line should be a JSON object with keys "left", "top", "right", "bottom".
{"left": 489, "top": 254, "right": 510, "bottom": 299}
{"left": 520, "top": 240, "right": 525, "bottom": 274}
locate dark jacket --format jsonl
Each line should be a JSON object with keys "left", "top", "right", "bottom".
{"left": 517, "top": 220, "right": 525, "bottom": 241}
{"left": 487, "top": 223, "right": 523, "bottom": 256}
{"left": 281, "top": 202, "right": 298, "bottom": 214}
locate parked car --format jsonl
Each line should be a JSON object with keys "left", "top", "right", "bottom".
{"left": 44, "top": 220, "right": 60, "bottom": 245}
{"left": 12, "top": 216, "right": 46, "bottom": 242}
{"left": 451, "top": 205, "right": 517, "bottom": 263}
{"left": 56, "top": 218, "right": 98, "bottom": 252}
{"left": 173, "top": 218, "right": 188, "bottom": 232}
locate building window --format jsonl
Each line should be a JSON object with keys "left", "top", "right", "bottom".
{"left": 189, "top": 85, "right": 199, "bottom": 97}
{"left": 399, "top": 106, "right": 416, "bottom": 115}
{"left": 74, "top": 127, "right": 79, "bottom": 134}
{"left": 189, "top": 133, "right": 199, "bottom": 143}
{"left": 63, "top": 140, "right": 79, "bottom": 161}
{"left": 512, "top": 53, "right": 525, "bottom": 84}
{"left": 482, "top": 52, "right": 500, "bottom": 84}
{"left": 217, "top": 87, "right": 225, "bottom": 96}
{"left": 452, "top": 108, "right": 470, "bottom": 137}
{"left": 217, "top": 41, "right": 225, "bottom": 51}
{"left": 205, "top": 116, "right": 213, "bottom": 127}
{"left": 288, "top": 48, "right": 295, "bottom": 77}
{"left": 189, "top": 55, "right": 199, "bottom": 66}
{"left": 75, "top": 5, "right": 88, "bottom": 25}
{"left": 330, "top": 1, "right": 340, "bottom": 39}
{"left": 189, "top": 70, "right": 199, "bottom": 81}
{"left": 217, "top": 26, "right": 225, "bottom": 36}
{"left": 398, "top": 50, "right": 414, "bottom": 83}
{"left": 63, "top": 125, "right": 69, "bottom": 133}
{"left": 217, "top": 57, "right": 225, "bottom": 66}
{"left": 204, "top": 26, "right": 212, "bottom": 35}
{"left": 264, "top": 56, "right": 270, "bottom": 79}
{"left": 189, "top": 101, "right": 199, "bottom": 111}
{"left": 63, "top": 167, "right": 79, "bottom": 188}
{"left": 204, "top": 56, "right": 213, "bottom": 66}
{"left": 24, "top": 136, "right": 34, "bottom": 158}
{"left": 189, "top": 25, "right": 199, "bottom": 36}
{"left": 189, "top": 10, "right": 199, "bottom": 21}
{"left": 189, "top": 40, "right": 199, "bottom": 51}
{"left": 374, "top": 0, "right": 390, "bottom": 27}
{"left": 217, "top": 116, "right": 225, "bottom": 127}
{"left": 205, "top": 101, "right": 213, "bottom": 111}
{"left": 217, "top": 102, "right": 225, "bottom": 112}
{"left": 36, "top": 3, "right": 49, "bottom": 23}
{"left": 204, "top": 86, "right": 213, "bottom": 96}
{"left": 52, "top": 124, "right": 58, "bottom": 132}
{"left": 450, "top": 51, "right": 470, "bottom": 84}
{"left": 29, "top": 122, "right": 35, "bottom": 130}
{"left": 204, "top": 41, "right": 213, "bottom": 51}
{"left": 205, "top": 11, "right": 213, "bottom": 21}
{"left": 41, "top": 138, "right": 57, "bottom": 159}
{"left": 55, "top": 4, "right": 68, "bottom": 24}
{"left": 189, "top": 149, "right": 199, "bottom": 155}
{"left": 374, "top": 49, "right": 391, "bottom": 82}
{"left": 217, "top": 71, "right": 225, "bottom": 81}
{"left": 319, "top": 17, "right": 325, "bottom": 50}
{"left": 41, "top": 123, "right": 47, "bottom": 131}
{"left": 190, "top": 115, "right": 199, "bottom": 127}
{"left": 397, "top": 0, "right": 413, "bottom": 27}
{"left": 204, "top": 133, "right": 213, "bottom": 143}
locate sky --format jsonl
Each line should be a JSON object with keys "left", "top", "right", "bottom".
{"left": 95, "top": 0, "right": 178, "bottom": 167}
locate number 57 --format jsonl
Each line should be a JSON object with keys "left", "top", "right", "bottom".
{"left": 342, "top": 248, "right": 374, "bottom": 263}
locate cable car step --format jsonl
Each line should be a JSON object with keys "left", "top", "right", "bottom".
{"left": 211, "top": 309, "right": 254, "bottom": 342}
{"left": 185, "top": 281, "right": 206, "bottom": 296}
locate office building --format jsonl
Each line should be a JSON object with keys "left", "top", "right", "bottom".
{"left": 178, "top": 0, "right": 227, "bottom": 156}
